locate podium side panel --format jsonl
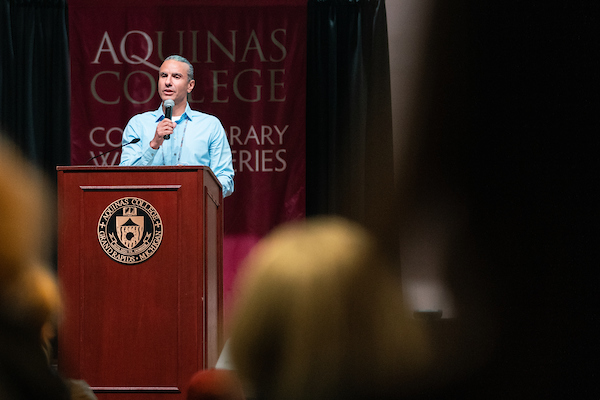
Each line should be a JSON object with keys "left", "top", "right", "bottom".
{"left": 201, "top": 169, "right": 224, "bottom": 369}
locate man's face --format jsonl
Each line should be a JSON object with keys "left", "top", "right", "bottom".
{"left": 158, "top": 60, "right": 195, "bottom": 105}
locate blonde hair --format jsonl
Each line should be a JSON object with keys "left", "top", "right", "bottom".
{"left": 0, "top": 134, "right": 62, "bottom": 344}
{"left": 229, "top": 217, "right": 431, "bottom": 400}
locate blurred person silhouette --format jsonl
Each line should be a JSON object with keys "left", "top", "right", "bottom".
{"left": 187, "top": 368, "right": 246, "bottom": 400}
{"left": 228, "top": 216, "right": 432, "bottom": 400}
{"left": 387, "top": 2, "right": 596, "bottom": 399}
{"left": 0, "top": 133, "right": 97, "bottom": 400}
{"left": 0, "top": 133, "right": 70, "bottom": 399}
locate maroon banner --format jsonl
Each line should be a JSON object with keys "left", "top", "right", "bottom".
{"left": 69, "top": 0, "right": 306, "bottom": 318}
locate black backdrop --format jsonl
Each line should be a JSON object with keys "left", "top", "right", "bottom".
{"left": 306, "top": 0, "right": 396, "bottom": 254}
{"left": 0, "top": 0, "right": 70, "bottom": 181}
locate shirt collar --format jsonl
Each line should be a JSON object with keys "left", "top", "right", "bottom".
{"left": 154, "top": 102, "right": 192, "bottom": 123}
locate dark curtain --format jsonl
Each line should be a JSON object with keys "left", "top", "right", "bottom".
{"left": 0, "top": 0, "right": 70, "bottom": 181}
{"left": 306, "top": 0, "right": 396, "bottom": 250}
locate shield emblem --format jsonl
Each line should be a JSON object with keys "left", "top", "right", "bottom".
{"left": 116, "top": 215, "right": 144, "bottom": 249}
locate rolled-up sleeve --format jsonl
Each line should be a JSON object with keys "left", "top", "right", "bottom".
{"left": 209, "top": 122, "right": 235, "bottom": 197}
{"left": 120, "top": 114, "right": 159, "bottom": 166}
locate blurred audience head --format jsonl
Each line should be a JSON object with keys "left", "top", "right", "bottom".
{"left": 0, "top": 134, "right": 62, "bottom": 341}
{"left": 229, "top": 216, "right": 431, "bottom": 400}
{"left": 0, "top": 132, "right": 67, "bottom": 399}
{"left": 187, "top": 368, "right": 246, "bottom": 400}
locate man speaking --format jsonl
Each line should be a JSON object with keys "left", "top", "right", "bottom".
{"left": 119, "top": 55, "right": 234, "bottom": 197}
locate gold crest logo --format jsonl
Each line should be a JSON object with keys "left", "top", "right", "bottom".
{"left": 97, "top": 197, "right": 163, "bottom": 264}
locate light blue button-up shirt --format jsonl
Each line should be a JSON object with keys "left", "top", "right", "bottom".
{"left": 120, "top": 103, "right": 234, "bottom": 197}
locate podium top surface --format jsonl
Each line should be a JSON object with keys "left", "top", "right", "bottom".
{"left": 56, "top": 165, "right": 221, "bottom": 189}
{"left": 57, "top": 165, "right": 210, "bottom": 172}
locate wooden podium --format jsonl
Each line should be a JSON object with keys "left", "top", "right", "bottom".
{"left": 56, "top": 166, "right": 224, "bottom": 399}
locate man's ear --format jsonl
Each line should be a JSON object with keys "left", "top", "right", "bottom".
{"left": 188, "top": 79, "right": 195, "bottom": 93}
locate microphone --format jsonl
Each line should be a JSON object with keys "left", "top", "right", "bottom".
{"left": 86, "top": 138, "right": 141, "bottom": 164}
{"left": 163, "top": 99, "right": 175, "bottom": 140}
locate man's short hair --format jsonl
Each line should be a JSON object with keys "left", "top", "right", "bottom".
{"left": 164, "top": 55, "right": 194, "bottom": 82}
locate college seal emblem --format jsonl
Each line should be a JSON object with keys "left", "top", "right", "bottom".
{"left": 97, "top": 197, "right": 163, "bottom": 264}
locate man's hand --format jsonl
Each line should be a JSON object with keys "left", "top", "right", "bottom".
{"left": 150, "top": 119, "right": 177, "bottom": 149}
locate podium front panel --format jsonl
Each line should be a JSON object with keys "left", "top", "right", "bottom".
{"left": 57, "top": 166, "right": 223, "bottom": 399}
